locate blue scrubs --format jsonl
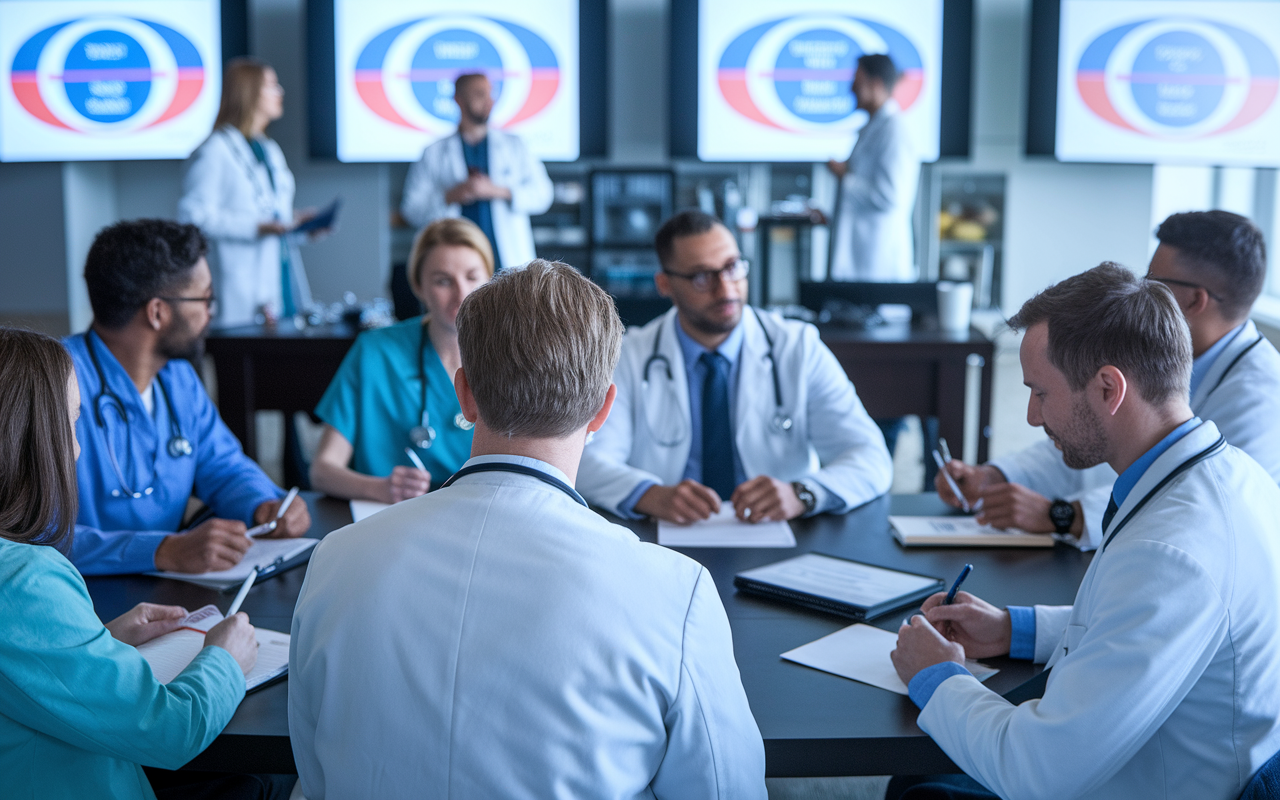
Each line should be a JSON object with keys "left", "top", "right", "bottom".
{"left": 314, "top": 317, "right": 472, "bottom": 485}
{"left": 66, "top": 332, "right": 283, "bottom": 576}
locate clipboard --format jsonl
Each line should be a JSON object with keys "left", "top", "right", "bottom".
{"left": 292, "top": 197, "right": 341, "bottom": 234}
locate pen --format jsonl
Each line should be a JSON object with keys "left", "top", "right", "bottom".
{"left": 226, "top": 567, "right": 258, "bottom": 616}
{"left": 939, "top": 437, "right": 954, "bottom": 464}
{"left": 246, "top": 520, "right": 277, "bottom": 538}
{"left": 932, "top": 449, "right": 971, "bottom": 513}
{"left": 404, "top": 447, "right": 428, "bottom": 474}
{"left": 276, "top": 487, "right": 300, "bottom": 519}
{"left": 945, "top": 563, "right": 973, "bottom": 605}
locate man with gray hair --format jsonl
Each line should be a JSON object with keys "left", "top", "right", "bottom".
{"left": 288, "top": 261, "right": 766, "bottom": 799}
{"left": 887, "top": 263, "right": 1280, "bottom": 799}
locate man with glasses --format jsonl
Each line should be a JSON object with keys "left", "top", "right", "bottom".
{"left": 936, "top": 210, "right": 1280, "bottom": 549}
{"left": 579, "top": 210, "right": 893, "bottom": 523}
{"left": 67, "top": 219, "right": 309, "bottom": 576}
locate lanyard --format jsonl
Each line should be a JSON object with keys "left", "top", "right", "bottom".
{"left": 440, "top": 462, "right": 587, "bottom": 507}
{"left": 1101, "top": 432, "right": 1227, "bottom": 551}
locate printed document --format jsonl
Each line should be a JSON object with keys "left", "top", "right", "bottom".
{"left": 659, "top": 501, "right": 796, "bottom": 548}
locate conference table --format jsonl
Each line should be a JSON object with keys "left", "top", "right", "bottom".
{"left": 85, "top": 492, "right": 1091, "bottom": 777}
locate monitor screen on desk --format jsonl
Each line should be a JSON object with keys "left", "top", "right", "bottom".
{"left": 0, "top": 0, "right": 223, "bottom": 162}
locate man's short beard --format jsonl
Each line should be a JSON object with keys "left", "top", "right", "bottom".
{"left": 681, "top": 300, "right": 743, "bottom": 337}
{"left": 158, "top": 316, "right": 206, "bottom": 363}
{"left": 1044, "top": 395, "right": 1109, "bottom": 470}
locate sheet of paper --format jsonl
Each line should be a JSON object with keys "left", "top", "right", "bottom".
{"left": 350, "top": 499, "right": 391, "bottom": 522}
{"left": 148, "top": 538, "right": 317, "bottom": 588}
{"left": 739, "top": 553, "right": 939, "bottom": 608}
{"left": 658, "top": 502, "right": 796, "bottom": 548}
{"left": 136, "top": 604, "right": 289, "bottom": 690}
{"left": 782, "top": 623, "right": 998, "bottom": 695}
{"left": 890, "top": 516, "right": 1036, "bottom": 539}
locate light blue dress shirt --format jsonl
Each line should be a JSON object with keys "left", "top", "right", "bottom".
{"left": 314, "top": 317, "right": 472, "bottom": 484}
{"left": 1189, "top": 323, "right": 1245, "bottom": 398}
{"left": 67, "top": 332, "right": 283, "bottom": 575}
{"left": 909, "top": 418, "right": 1204, "bottom": 708}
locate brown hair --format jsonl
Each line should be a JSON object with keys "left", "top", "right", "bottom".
{"left": 0, "top": 328, "right": 79, "bottom": 549}
{"left": 215, "top": 57, "right": 270, "bottom": 136}
{"left": 456, "top": 260, "right": 623, "bottom": 438}
{"left": 1008, "top": 262, "right": 1192, "bottom": 404}
{"left": 408, "top": 217, "right": 495, "bottom": 290}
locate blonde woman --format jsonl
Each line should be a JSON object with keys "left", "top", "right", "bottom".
{"left": 310, "top": 218, "right": 493, "bottom": 503}
{"left": 179, "top": 57, "right": 320, "bottom": 327}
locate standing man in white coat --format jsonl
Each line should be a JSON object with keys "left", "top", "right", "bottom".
{"left": 936, "top": 211, "right": 1280, "bottom": 549}
{"left": 578, "top": 210, "right": 893, "bottom": 523}
{"left": 179, "top": 58, "right": 319, "bottom": 327}
{"left": 289, "top": 261, "right": 765, "bottom": 799}
{"left": 889, "top": 264, "right": 1280, "bottom": 800}
{"left": 827, "top": 53, "right": 920, "bottom": 281}
{"left": 400, "top": 72, "right": 553, "bottom": 270}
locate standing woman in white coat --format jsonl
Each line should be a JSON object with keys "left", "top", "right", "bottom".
{"left": 179, "top": 58, "right": 316, "bottom": 327}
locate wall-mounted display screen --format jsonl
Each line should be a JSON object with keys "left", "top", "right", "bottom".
{"left": 1031, "top": 0, "right": 1280, "bottom": 165}
{"left": 328, "top": 0, "right": 580, "bottom": 162}
{"left": 0, "top": 0, "right": 222, "bottom": 162}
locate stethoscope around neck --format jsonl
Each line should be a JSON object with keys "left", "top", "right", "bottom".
{"left": 640, "top": 306, "right": 793, "bottom": 448}
{"left": 408, "top": 321, "right": 474, "bottom": 450}
{"left": 85, "top": 331, "right": 192, "bottom": 499}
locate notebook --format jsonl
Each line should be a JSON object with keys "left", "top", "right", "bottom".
{"left": 890, "top": 516, "right": 1056, "bottom": 548}
{"left": 148, "top": 537, "right": 318, "bottom": 589}
{"left": 135, "top": 605, "right": 290, "bottom": 693}
{"left": 734, "top": 552, "right": 945, "bottom": 621}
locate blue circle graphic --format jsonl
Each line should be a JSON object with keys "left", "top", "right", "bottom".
{"left": 410, "top": 29, "right": 504, "bottom": 123}
{"left": 773, "top": 28, "right": 859, "bottom": 123}
{"left": 63, "top": 29, "right": 151, "bottom": 123}
{"left": 1130, "top": 30, "right": 1224, "bottom": 127}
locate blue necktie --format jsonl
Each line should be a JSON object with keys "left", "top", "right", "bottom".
{"left": 700, "top": 351, "right": 735, "bottom": 500}
{"left": 1101, "top": 494, "right": 1120, "bottom": 532}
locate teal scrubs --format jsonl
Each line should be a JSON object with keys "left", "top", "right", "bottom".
{"left": 315, "top": 316, "right": 472, "bottom": 484}
{"left": 0, "top": 538, "right": 244, "bottom": 799}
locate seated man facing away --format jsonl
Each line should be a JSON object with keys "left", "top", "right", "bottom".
{"left": 937, "top": 211, "right": 1280, "bottom": 549}
{"left": 69, "top": 219, "right": 309, "bottom": 575}
{"left": 289, "top": 261, "right": 766, "bottom": 799}
{"left": 579, "top": 209, "right": 892, "bottom": 523}
{"left": 890, "top": 263, "right": 1280, "bottom": 800}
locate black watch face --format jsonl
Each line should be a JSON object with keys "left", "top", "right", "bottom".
{"left": 1049, "top": 500, "right": 1073, "bottom": 529}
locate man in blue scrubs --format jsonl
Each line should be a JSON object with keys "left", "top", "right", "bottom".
{"left": 68, "top": 219, "right": 310, "bottom": 575}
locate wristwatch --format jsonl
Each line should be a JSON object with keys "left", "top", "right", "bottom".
{"left": 1048, "top": 498, "right": 1076, "bottom": 534}
{"left": 791, "top": 481, "right": 817, "bottom": 515}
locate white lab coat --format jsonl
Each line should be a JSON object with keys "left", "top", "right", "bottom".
{"left": 830, "top": 99, "right": 920, "bottom": 282}
{"left": 578, "top": 307, "right": 893, "bottom": 515}
{"left": 178, "top": 125, "right": 311, "bottom": 327}
{"left": 918, "top": 421, "right": 1280, "bottom": 800}
{"left": 400, "top": 129, "right": 553, "bottom": 269}
{"left": 288, "top": 456, "right": 766, "bottom": 800}
{"left": 991, "top": 321, "right": 1280, "bottom": 549}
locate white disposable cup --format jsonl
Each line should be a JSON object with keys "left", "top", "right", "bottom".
{"left": 937, "top": 281, "right": 974, "bottom": 332}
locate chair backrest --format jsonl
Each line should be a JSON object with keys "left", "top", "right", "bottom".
{"left": 1241, "top": 748, "right": 1280, "bottom": 800}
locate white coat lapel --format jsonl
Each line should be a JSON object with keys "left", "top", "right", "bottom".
{"left": 657, "top": 309, "right": 693, "bottom": 471}
{"left": 734, "top": 309, "right": 774, "bottom": 477}
{"left": 1191, "top": 321, "right": 1263, "bottom": 410}
{"left": 219, "top": 127, "right": 277, "bottom": 218}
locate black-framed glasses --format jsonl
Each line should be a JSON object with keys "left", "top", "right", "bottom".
{"left": 1147, "top": 276, "right": 1224, "bottom": 303}
{"left": 662, "top": 259, "right": 750, "bottom": 292}
{"left": 160, "top": 294, "right": 218, "bottom": 314}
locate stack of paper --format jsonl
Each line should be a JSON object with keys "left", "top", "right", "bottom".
{"left": 658, "top": 502, "right": 796, "bottom": 548}
{"left": 890, "top": 516, "right": 1056, "bottom": 547}
{"left": 781, "top": 623, "right": 999, "bottom": 695}
{"left": 148, "top": 537, "right": 317, "bottom": 589}
{"left": 135, "top": 605, "right": 290, "bottom": 692}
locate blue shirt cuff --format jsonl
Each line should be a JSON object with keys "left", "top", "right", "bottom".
{"left": 1008, "top": 606, "right": 1036, "bottom": 661}
{"left": 618, "top": 480, "right": 657, "bottom": 519}
{"left": 908, "top": 661, "right": 972, "bottom": 709}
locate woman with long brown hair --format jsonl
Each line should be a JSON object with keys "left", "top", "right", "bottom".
{"left": 0, "top": 328, "right": 262, "bottom": 798}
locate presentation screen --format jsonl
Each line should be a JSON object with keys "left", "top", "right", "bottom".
{"left": 0, "top": 0, "right": 221, "bottom": 162}
{"left": 695, "top": 0, "right": 944, "bottom": 163}
{"left": 1055, "top": 0, "right": 1280, "bottom": 165}
{"left": 331, "top": 0, "right": 579, "bottom": 162}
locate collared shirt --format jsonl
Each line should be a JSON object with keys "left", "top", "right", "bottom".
{"left": 1190, "top": 323, "right": 1245, "bottom": 398}
{"left": 461, "top": 454, "right": 576, "bottom": 493}
{"left": 459, "top": 134, "right": 499, "bottom": 268}
{"left": 910, "top": 417, "right": 1205, "bottom": 709}
{"left": 67, "top": 332, "right": 283, "bottom": 575}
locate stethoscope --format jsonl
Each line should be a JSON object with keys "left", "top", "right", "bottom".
{"left": 440, "top": 461, "right": 587, "bottom": 507}
{"left": 408, "top": 321, "right": 474, "bottom": 450}
{"left": 85, "top": 331, "right": 192, "bottom": 499}
{"left": 221, "top": 127, "right": 283, "bottom": 221}
{"left": 640, "top": 306, "right": 793, "bottom": 448}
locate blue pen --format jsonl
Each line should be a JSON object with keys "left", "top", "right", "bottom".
{"left": 945, "top": 563, "right": 973, "bottom": 605}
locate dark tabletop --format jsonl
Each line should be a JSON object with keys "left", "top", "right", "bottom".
{"left": 84, "top": 492, "right": 1092, "bottom": 776}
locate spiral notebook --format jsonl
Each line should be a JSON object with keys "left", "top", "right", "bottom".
{"left": 135, "top": 605, "right": 289, "bottom": 693}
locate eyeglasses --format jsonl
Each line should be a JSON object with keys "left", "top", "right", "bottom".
{"left": 1147, "top": 276, "right": 1224, "bottom": 303}
{"left": 160, "top": 294, "right": 218, "bottom": 314}
{"left": 662, "top": 259, "right": 750, "bottom": 292}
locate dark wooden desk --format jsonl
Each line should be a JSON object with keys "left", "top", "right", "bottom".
{"left": 205, "top": 321, "right": 996, "bottom": 473}
{"left": 85, "top": 492, "right": 1090, "bottom": 777}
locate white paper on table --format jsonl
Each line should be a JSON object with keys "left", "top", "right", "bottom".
{"left": 781, "top": 623, "right": 999, "bottom": 695}
{"left": 658, "top": 501, "right": 797, "bottom": 548}
{"left": 350, "top": 499, "right": 391, "bottom": 522}
{"left": 136, "top": 605, "right": 290, "bottom": 691}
